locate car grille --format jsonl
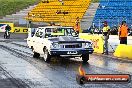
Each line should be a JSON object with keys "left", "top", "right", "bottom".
{"left": 64, "top": 44, "right": 81, "bottom": 48}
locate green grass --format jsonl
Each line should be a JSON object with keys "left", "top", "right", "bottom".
{"left": 0, "top": 0, "right": 99, "bottom": 18}
{"left": 0, "top": 0, "right": 40, "bottom": 18}
{"left": 91, "top": 0, "right": 100, "bottom": 3}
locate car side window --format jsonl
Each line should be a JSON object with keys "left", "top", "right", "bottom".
{"left": 35, "top": 30, "right": 40, "bottom": 37}
{"left": 35, "top": 29, "right": 43, "bottom": 38}
{"left": 39, "top": 31, "right": 43, "bottom": 38}
{"left": 45, "top": 28, "right": 51, "bottom": 33}
{"left": 45, "top": 28, "right": 52, "bottom": 38}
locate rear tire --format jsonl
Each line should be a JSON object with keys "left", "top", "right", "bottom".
{"left": 32, "top": 47, "right": 40, "bottom": 58}
{"left": 43, "top": 47, "right": 51, "bottom": 62}
{"left": 33, "top": 52, "right": 40, "bottom": 58}
{"left": 82, "top": 54, "right": 89, "bottom": 63}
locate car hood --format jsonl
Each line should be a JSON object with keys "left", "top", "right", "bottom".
{"left": 48, "top": 36, "right": 91, "bottom": 43}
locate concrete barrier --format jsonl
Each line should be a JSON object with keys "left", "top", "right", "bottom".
{"left": 108, "top": 35, "right": 132, "bottom": 52}
{"left": 0, "top": 23, "right": 28, "bottom": 33}
{"left": 114, "top": 44, "right": 132, "bottom": 59}
{"left": 13, "top": 27, "right": 28, "bottom": 33}
{"left": 79, "top": 34, "right": 132, "bottom": 54}
{"left": 0, "top": 23, "right": 14, "bottom": 32}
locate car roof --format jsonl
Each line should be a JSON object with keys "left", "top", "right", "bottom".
{"left": 61, "top": 27, "right": 73, "bottom": 28}
{"left": 38, "top": 26, "right": 73, "bottom": 29}
{"left": 38, "top": 26, "right": 60, "bottom": 28}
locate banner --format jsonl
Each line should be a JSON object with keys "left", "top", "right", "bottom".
{"left": 79, "top": 33, "right": 104, "bottom": 53}
{"left": 13, "top": 27, "right": 28, "bottom": 33}
{"left": 0, "top": 23, "right": 14, "bottom": 32}
{"left": 114, "top": 44, "right": 132, "bottom": 59}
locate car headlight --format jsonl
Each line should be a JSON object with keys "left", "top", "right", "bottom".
{"left": 84, "top": 43, "right": 92, "bottom": 48}
{"left": 51, "top": 43, "right": 60, "bottom": 49}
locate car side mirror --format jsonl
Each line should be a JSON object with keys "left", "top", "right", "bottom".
{"left": 75, "top": 32, "right": 79, "bottom": 37}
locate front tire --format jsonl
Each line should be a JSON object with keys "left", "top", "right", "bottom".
{"left": 82, "top": 54, "right": 89, "bottom": 63}
{"left": 43, "top": 47, "right": 51, "bottom": 62}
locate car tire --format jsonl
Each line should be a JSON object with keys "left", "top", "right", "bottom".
{"left": 43, "top": 47, "right": 51, "bottom": 62}
{"left": 82, "top": 54, "right": 89, "bottom": 63}
{"left": 33, "top": 52, "right": 40, "bottom": 58}
{"left": 32, "top": 47, "right": 40, "bottom": 58}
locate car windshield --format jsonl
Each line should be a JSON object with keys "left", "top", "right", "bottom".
{"left": 45, "top": 27, "right": 77, "bottom": 37}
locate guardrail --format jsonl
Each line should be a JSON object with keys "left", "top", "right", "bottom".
{"left": 13, "top": 27, "right": 28, "bottom": 33}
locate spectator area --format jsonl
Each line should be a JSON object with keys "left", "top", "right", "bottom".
{"left": 92, "top": 0, "right": 132, "bottom": 28}
{"left": 25, "top": 0, "right": 91, "bottom": 27}
{"left": 0, "top": 0, "right": 39, "bottom": 18}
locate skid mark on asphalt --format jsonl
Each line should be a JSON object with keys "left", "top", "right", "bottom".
{"left": 0, "top": 45, "right": 118, "bottom": 87}
{"left": 0, "top": 44, "right": 82, "bottom": 87}
{"left": 0, "top": 60, "right": 30, "bottom": 88}
{"left": 0, "top": 46, "right": 58, "bottom": 88}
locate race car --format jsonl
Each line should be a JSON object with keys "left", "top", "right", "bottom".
{"left": 27, "top": 26, "right": 94, "bottom": 63}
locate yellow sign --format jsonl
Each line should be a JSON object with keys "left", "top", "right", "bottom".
{"left": 13, "top": 27, "right": 28, "bottom": 33}
{"left": 79, "top": 33, "right": 104, "bottom": 53}
{"left": 0, "top": 23, "right": 14, "bottom": 32}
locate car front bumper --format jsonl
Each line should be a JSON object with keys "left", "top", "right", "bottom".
{"left": 50, "top": 48, "right": 94, "bottom": 56}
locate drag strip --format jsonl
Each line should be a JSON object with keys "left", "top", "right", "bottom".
{"left": 2, "top": 40, "right": 132, "bottom": 74}
{"left": 0, "top": 64, "right": 30, "bottom": 88}
{"left": 0, "top": 40, "right": 132, "bottom": 87}
{"left": 0, "top": 44, "right": 116, "bottom": 88}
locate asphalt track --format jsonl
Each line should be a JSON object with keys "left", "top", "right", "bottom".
{"left": 0, "top": 33, "right": 132, "bottom": 88}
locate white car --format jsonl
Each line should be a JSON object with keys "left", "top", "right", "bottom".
{"left": 27, "top": 26, "right": 94, "bottom": 63}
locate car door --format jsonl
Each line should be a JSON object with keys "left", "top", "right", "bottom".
{"left": 38, "top": 28, "right": 53, "bottom": 55}
{"left": 27, "top": 28, "right": 36, "bottom": 48}
{"left": 36, "top": 28, "right": 45, "bottom": 54}
{"left": 33, "top": 29, "right": 42, "bottom": 53}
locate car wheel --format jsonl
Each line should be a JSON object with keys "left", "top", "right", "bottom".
{"left": 32, "top": 47, "right": 40, "bottom": 58}
{"left": 33, "top": 52, "right": 40, "bottom": 58}
{"left": 43, "top": 47, "right": 51, "bottom": 62}
{"left": 82, "top": 54, "right": 89, "bottom": 63}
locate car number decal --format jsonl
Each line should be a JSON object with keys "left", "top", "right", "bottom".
{"left": 67, "top": 51, "right": 77, "bottom": 54}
